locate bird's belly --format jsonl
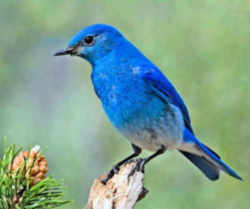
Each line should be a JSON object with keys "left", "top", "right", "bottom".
{"left": 119, "top": 104, "right": 185, "bottom": 152}
{"left": 130, "top": 132, "right": 181, "bottom": 151}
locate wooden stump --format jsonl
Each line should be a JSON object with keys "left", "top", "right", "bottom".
{"left": 84, "top": 159, "right": 148, "bottom": 209}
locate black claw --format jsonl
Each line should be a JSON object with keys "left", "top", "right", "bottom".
{"left": 101, "top": 172, "right": 113, "bottom": 185}
{"left": 101, "top": 165, "right": 121, "bottom": 185}
{"left": 101, "top": 178, "right": 109, "bottom": 185}
{"left": 101, "top": 144, "right": 142, "bottom": 185}
{"left": 128, "top": 158, "right": 145, "bottom": 178}
{"left": 101, "top": 179, "right": 107, "bottom": 185}
{"left": 113, "top": 165, "right": 120, "bottom": 174}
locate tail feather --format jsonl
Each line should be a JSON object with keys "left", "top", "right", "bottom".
{"left": 181, "top": 128, "right": 242, "bottom": 181}
{"left": 180, "top": 151, "right": 219, "bottom": 180}
{"left": 196, "top": 141, "right": 242, "bottom": 180}
{"left": 202, "top": 144, "right": 220, "bottom": 159}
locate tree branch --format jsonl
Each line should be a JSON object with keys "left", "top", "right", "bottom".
{"left": 84, "top": 159, "right": 148, "bottom": 209}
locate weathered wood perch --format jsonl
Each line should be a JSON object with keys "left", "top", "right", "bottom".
{"left": 84, "top": 159, "right": 148, "bottom": 209}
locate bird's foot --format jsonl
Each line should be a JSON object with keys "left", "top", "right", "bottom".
{"left": 128, "top": 158, "right": 146, "bottom": 178}
{"left": 101, "top": 164, "right": 121, "bottom": 185}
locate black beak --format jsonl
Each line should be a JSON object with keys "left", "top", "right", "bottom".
{"left": 54, "top": 47, "right": 76, "bottom": 56}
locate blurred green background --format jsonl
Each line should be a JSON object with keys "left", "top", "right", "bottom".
{"left": 0, "top": 0, "right": 249, "bottom": 208}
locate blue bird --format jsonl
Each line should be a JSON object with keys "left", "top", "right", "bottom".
{"left": 55, "top": 24, "right": 242, "bottom": 183}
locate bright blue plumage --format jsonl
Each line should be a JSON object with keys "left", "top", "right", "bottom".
{"left": 55, "top": 24, "right": 242, "bottom": 181}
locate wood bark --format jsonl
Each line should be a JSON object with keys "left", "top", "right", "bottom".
{"left": 84, "top": 159, "right": 148, "bottom": 209}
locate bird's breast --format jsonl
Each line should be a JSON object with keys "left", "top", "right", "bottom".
{"left": 91, "top": 70, "right": 157, "bottom": 126}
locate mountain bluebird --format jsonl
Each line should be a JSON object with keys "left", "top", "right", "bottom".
{"left": 55, "top": 24, "right": 242, "bottom": 184}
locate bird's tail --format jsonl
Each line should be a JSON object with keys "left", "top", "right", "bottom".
{"left": 179, "top": 128, "right": 242, "bottom": 181}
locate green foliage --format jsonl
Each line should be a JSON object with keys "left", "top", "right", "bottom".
{"left": 0, "top": 145, "right": 71, "bottom": 209}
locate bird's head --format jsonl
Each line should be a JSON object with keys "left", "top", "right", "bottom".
{"left": 54, "top": 24, "right": 123, "bottom": 65}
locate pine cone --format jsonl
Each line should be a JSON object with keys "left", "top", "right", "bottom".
{"left": 10, "top": 145, "right": 48, "bottom": 186}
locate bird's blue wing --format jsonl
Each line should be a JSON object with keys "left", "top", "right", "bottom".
{"left": 142, "top": 68, "right": 194, "bottom": 133}
{"left": 142, "top": 68, "right": 242, "bottom": 181}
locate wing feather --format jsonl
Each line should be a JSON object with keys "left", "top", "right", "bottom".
{"left": 143, "top": 69, "right": 194, "bottom": 133}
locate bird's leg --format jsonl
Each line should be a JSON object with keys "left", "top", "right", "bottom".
{"left": 101, "top": 144, "right": 141, "bottom": 184}
{"left": 129, "top": 145, "right": 166, "bottom": 177}
{"left": 143, "top": 145, "right": 166, "bottom": 167}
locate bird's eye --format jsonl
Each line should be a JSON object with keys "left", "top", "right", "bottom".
{"left": 83, "top": 35, "right": 95, "bottom": 46}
